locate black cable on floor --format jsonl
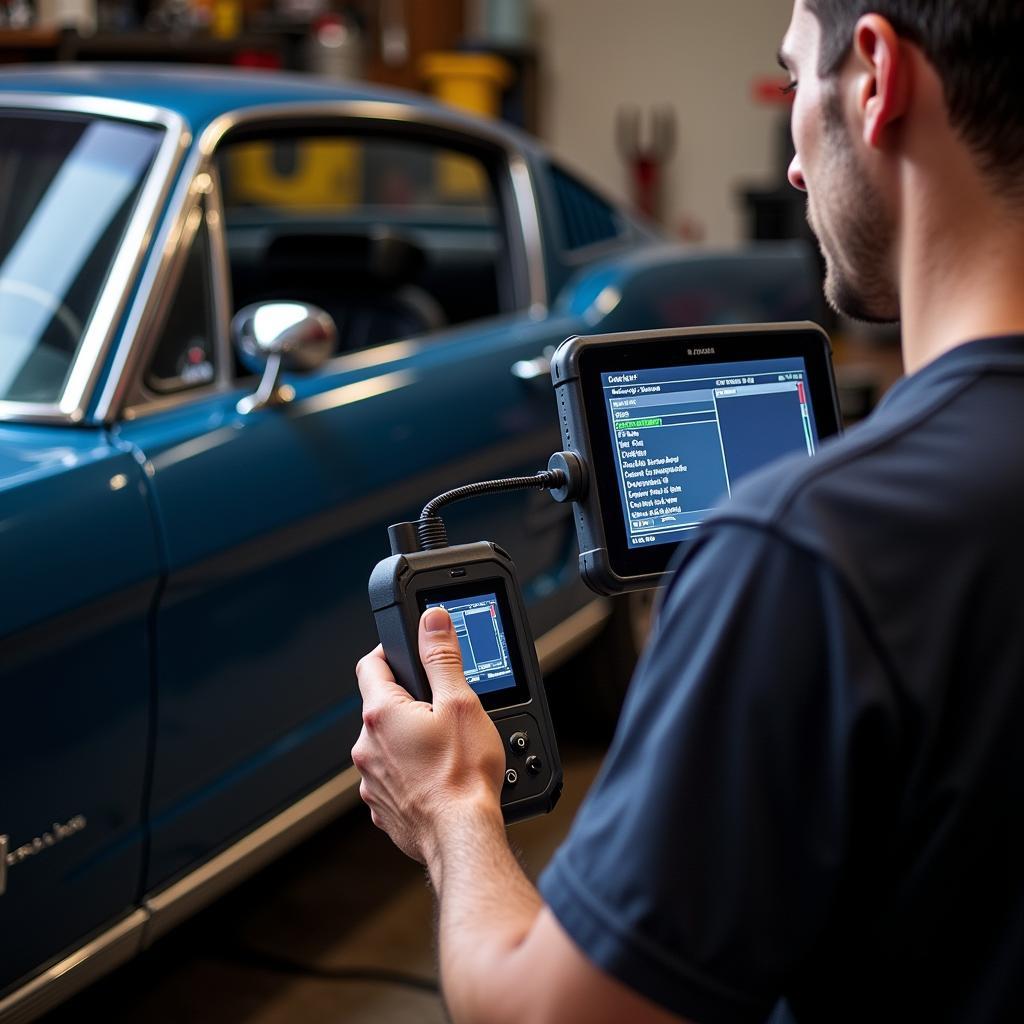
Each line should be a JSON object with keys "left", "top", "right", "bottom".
{"left": 225, "top": 946, "right": 440, "bottom": 995}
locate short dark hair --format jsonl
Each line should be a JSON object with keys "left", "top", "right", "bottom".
{"left": 805, "top": 0, "right": 1024, "bottom": 198}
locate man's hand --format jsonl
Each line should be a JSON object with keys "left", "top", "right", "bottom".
{"left": 352, "top": 606, "right": 506, "bottom": 863}
{"left": 354, "top": 611, "right": 688, "bottom": 1024}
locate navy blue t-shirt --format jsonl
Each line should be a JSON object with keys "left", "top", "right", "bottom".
{"left": 539, "top": 336, "right": 1024, "bottom": 1023}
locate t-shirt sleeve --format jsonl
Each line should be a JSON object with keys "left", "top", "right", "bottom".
{"left": 538, "top": 521, "right": 901, "bottom": 1024}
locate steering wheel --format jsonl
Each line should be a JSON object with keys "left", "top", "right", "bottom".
{"left": 0, "top": 278, "right": 84, "bottom": 346}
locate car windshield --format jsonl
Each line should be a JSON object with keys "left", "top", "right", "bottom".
{"left": 0, "top": 111, "right": 161, "bottom": 405}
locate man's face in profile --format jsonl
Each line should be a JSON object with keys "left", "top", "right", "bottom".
{"left": 782, "top": 0, "right": 900, "bottom": 324}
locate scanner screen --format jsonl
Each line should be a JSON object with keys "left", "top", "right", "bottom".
{"left": 602, "top": 357, "right": 819, "bottom": 549}
{"left": 426, "top": 592, "right": 517, "bottom": 695}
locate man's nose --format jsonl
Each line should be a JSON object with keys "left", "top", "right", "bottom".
{"left": 788, "top": 153, "right": 807, "bottom": 192}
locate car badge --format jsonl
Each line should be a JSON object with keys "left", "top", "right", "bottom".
{"left": 0, "top": 816, "right": 87, "bottom": 896}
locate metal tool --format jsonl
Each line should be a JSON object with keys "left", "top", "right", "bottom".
{"left": 616, "top": 105, "right": 676, "bottom": 222}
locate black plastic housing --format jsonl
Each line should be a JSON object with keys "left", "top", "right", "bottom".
{"left": 368, "top": 541, "right": 562, "bottom": 824}
{"left": 550, "top": 321, "right": 842, "bottom": 595}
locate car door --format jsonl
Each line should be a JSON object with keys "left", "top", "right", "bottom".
{"left": 113, "top": 114, "right": 585, "bottom": 891}
{"left": 0, "top": 107, "right": 168, "bottom": 995}
{"left": 0, "top": 430, "right": 158, "bottom": 993}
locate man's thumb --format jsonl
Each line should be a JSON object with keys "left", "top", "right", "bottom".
{"left": 418, "top": 608, "right": 472, "bottom": 703}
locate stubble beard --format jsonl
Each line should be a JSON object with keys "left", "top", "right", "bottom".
{"left": 810, "top": 91, "right": 901, "bottom": 324}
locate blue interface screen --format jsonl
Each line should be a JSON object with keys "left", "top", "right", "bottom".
{"left": 426, "top": 592, "right": 516, "bottom": 695}
{"left": 602, "top": 357, "right": 819, "bottom": 549}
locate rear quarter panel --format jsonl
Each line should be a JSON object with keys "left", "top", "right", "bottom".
{"left": 558, "top": 241, "right": 825, "bottom": 332}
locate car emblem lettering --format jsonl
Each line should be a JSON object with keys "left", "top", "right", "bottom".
{"left": 0, "top": 816, "right": 87, "bottom": 896}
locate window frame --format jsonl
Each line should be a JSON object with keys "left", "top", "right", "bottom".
{"left": 132, "top": 193, "right": 232, "bottom": 406}
{"left": 109, "top": 102, "right": 549, "bottom": 424}
{"left": 547, "top": 162, "right": 626, "bottom": 255}
{"left": 214, "top": 121, "right": 520, "bottom": 359}
{"left": 541, "top": 159, "right": 651, "bottom": 270}
{"left": 0, "top": 94, "right": 187, "bottom": 426}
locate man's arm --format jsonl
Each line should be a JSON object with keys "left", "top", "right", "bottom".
{"left": 353, "top": 610, "right": 688, "bottom": 1024}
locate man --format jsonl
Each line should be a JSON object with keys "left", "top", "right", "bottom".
{"left": 353, "top": 1, "right": 1024, "bottom": 1020}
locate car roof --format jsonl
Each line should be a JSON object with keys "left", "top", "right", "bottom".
{"left": 0, "top": 63, "right": 534, "bottom": 144}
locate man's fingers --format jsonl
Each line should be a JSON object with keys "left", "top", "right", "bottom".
{"left": 356, "top": 644, "right": 414, "bottom": 714}
{"left": 418, "top": 607, "right": 476, "bottom": 706}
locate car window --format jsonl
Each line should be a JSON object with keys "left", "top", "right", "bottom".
{"left": 144, "top": 203, "right": 217, "bottom": 395}
{"left": 0, "top": 112, "right": 161, "bottom": 404}
{"left": 549, "top": 164, "right": 624, "bottom": 252}
{"left": 215, "top": 132, "right": 512, "bottom": 357}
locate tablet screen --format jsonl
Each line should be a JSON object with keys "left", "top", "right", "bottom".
{"left": 602, "top": 357, "right": 818, "bottom": 549}
{"left": 554, "top": 323, "right": 841, "bottom": 593}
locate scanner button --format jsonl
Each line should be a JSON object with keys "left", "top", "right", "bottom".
{"left": 509, "top": 731, "right": 530, "bottom": 754}
{"left": 525, "top": 755, "right": 542, "bottom": 775}
{"left": 505, "top": 768, "right": 519, "bottom": 786}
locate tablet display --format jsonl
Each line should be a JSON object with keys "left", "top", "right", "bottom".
{"left": 602, "top": 356, "right": 819, "bottom": 550}
{"left": 551, "top": 323, "right": 841, "bottom": 593}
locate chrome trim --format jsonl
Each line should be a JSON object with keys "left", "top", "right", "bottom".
{"left": 511, "top": 345, "right": 555, "bottom": 382}
{"left": 95, "top": 99, "right": 550, "bottom": 424}
{"left": 0, "top": 92, "right": 190, "bottom": 425}
{"left": 535, "top": 597, "right": 611, "bottom": 672}
{"left": 206, "top": 165, "right": 234, "bottom": 390}
{"left": 121, "top": 335, "right": 429, "bottom": 422}
{"left": 120, "top": 379, "right": 222, "bottom": 422}
{"left": 0, "top": 594, "right": 604, "bottom": 1019}
{"left": 117, "top": 166, "right": 234, "bottom": 418}
{"left": 0, "top": 400, "right": 68, "bottom": 425}
{"left": 0, "top": 764, "right": 361, "bottom": 1023}
{"left": 509, "top": 154, "right": 549, "bottom": 316}
{"left": 95, "top": 148, "right": 217, "bottom": 421}
{"left": 143, "top": 764, "right": 363, "bottom": 945}
{"left": 0, "top": 909, "right": 146, "bottom": 1024}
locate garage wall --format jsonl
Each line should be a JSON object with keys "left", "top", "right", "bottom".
{"left": 532, "top": 0, "right": 797, "bottom": 247}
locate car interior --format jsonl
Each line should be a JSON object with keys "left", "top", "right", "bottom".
{"left": 214, "top": 131, "right": 516, "bottom": 359}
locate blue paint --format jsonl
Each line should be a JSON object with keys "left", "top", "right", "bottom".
{"left": 0, "top": 65, "right": 823, "bottom": 998}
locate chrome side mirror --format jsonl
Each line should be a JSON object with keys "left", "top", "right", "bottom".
{"left": 232, "top": 302, "right": 337, "bottom": 415}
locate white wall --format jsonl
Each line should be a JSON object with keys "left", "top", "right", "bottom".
{"left": 533, "top": 0, "right": 797, "bottom": 246}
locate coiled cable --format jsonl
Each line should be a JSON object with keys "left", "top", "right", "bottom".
{"left": 416, "top": 469, "right": 567, "bottom": 550}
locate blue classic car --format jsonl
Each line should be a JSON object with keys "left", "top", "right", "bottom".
{"left": 0, "top": 65, "right": 819, "bottom": 1018}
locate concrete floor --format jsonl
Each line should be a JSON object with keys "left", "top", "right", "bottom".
{"left": 44, "top": 744, "right": 605, "bottom": 1023}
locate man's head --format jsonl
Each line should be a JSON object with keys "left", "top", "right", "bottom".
{"left": 779, "top": 0, "right": 1024, "bottom": 324}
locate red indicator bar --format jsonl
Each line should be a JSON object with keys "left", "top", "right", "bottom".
{"left": 796, "top": 381, "right": 806, "bottom": 404}
{"left": 490, "top": 604, "right": 497, "bottom": 618}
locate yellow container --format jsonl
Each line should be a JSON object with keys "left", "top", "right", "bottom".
{"left": 211, "top": 0, "right": 242, "bottom": 39}
{"left": 419, "top": 52, "right": 514, "bottom": 119}
{"left": 223, "top": 139, "right": 361, "bottom": 209}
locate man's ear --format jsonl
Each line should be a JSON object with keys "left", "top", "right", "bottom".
{"left": 851, "top": 14, "right": 910, "bottom": 149}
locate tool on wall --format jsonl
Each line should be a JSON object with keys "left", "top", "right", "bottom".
{"left": 379, "top": 0, "right": 410, "bottom": 67}
{"left": 616, "top": 105, "right": 676, "bottom": 223}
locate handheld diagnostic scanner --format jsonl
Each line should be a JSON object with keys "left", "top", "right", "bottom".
{"left": 369, "top": 502, "right": 563, "bottom": 824}
{"left": 366, "top": 322, "right": 842, "bottom": 821}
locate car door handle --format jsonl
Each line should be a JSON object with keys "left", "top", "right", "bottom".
{"left": 511, "top": 346, "right": 556, "bottom": 382}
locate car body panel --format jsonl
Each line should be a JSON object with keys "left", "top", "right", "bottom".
{"left": 0, "top": 65, "right": 435, "bottom": 137}
{"left": 116, "top": 311, "right": 584, "bottom": 889}
{"left": 0, "top": 65, "right": 823, "bottom": 1014}
{"left": 0, "top": 425, "right": 158, "bottom": 987}
{"left": 558, "top": 241, "right": 825, "bottom": 331}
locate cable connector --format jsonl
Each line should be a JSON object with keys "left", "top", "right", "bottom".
{"left": 546, "top": 451, "right": 587, "bottom": 503}
{"left": 417, "top": 470, "right": 566, "bottom": 550}
{"left": 386, "top": 455, "right": 588, "bottom": 555}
